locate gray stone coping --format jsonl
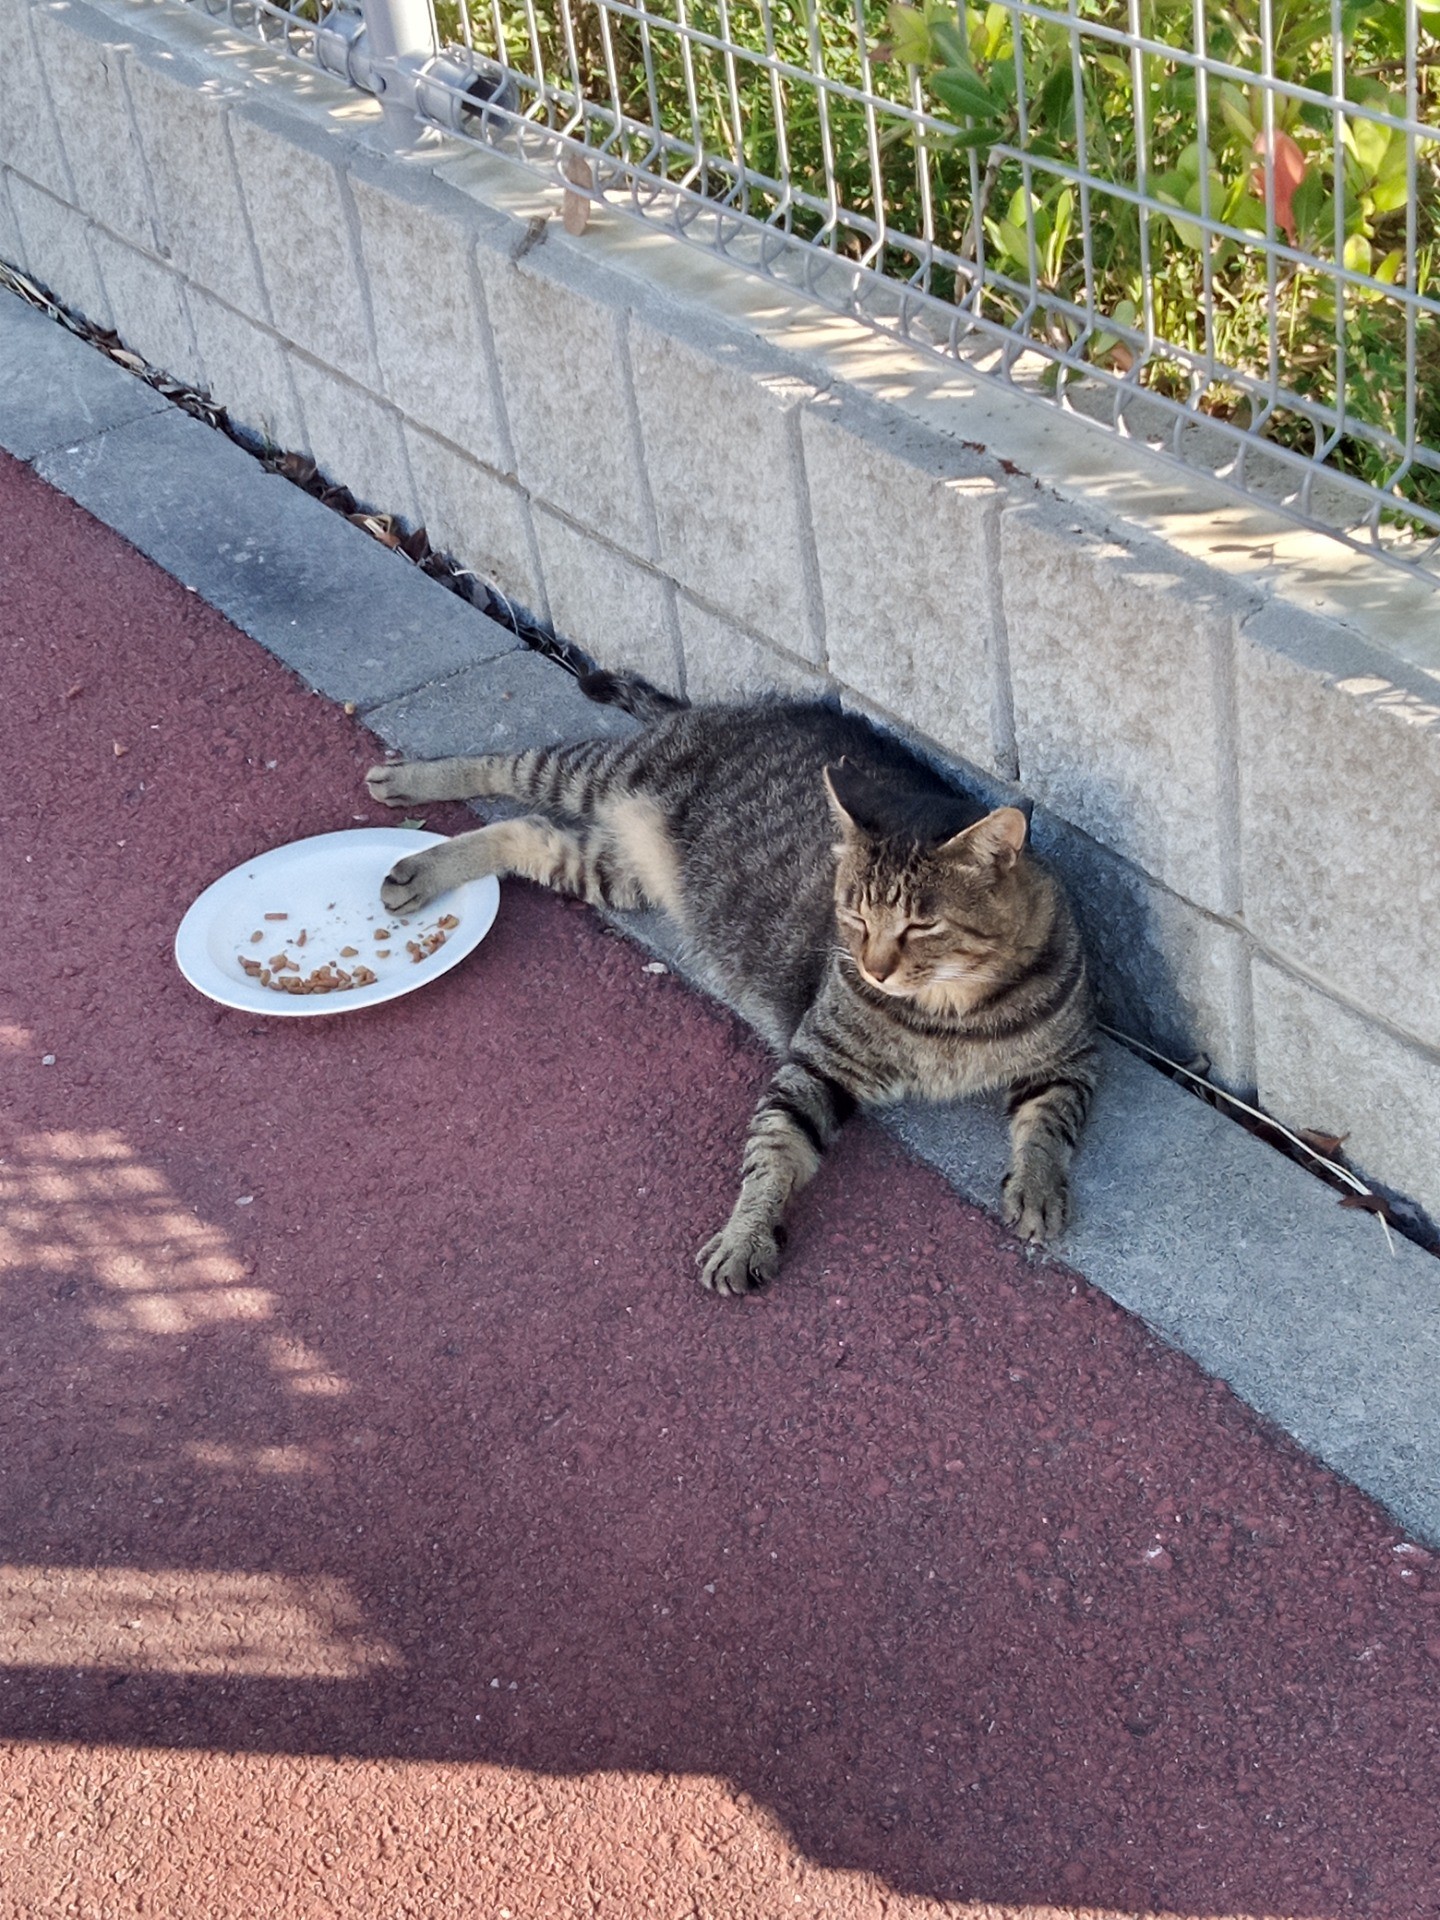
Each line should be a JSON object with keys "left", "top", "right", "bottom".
{"left": 6, "top": 284, "right": 1439, "bottom": 1548}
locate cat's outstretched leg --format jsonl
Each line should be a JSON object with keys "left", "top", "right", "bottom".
{"left": 367, "top": 737, "right": 620, "bottom": 813}
{"left": 366, "top": 757, "right": 500, "bottom": 807}
{"left": 698, "top": 1058, "right": 857, "bottom": 1295}
{"left": 380, "top": 816, "right": 649, "bottom": 916}
{"left": 999, "top": 1056, "right": 1096, "bottom": 1242}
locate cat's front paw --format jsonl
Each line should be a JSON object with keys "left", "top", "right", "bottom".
{"left": 697, "top": 1219, "right": 782, "bottom": 1296}
{"left": 366, "top": 762, "right": 423, "bottom": 808}
{"left": 380, "top": 850, "right": 442, "bottom": 915}
{"left": 1001, "top": 1157, "right": 1069, "bottom": 1244}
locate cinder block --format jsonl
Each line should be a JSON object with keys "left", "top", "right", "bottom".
{"left": 348, "top": 167, "right": 511, "bottom": 475}
{"left": 1238, "top": 603, "right": 1440, "bottom": 1053}
{"left": 532, "top": 509, "right": 683, "bottom": 693}
{"left": 288, "top": 357, "right": 420, "bottom": 526}
{"left": 0, "top": 0, "right": 71, "bottom": 195}
{"left": 1002, "top": 499, "right": 1247, "bottom": 915}
{"left": 1030, "top": 810, "right": 1256, "bottom": 1091}
{"left": 1253, "top": 958, "right": 1440, "bottom": 1228}
{"left": 30, "top": 2, "right": 156, "bottom": 250}
{"left": 480, "top": 239, "right": 652, "bottom": 558}
{"left": 801, "top": 393, "right": 1008, "bottom": 774}
{"left": 628, "top": 308, "right": 822, "bottom": 658}
{"left": 125, "top": 51, "right": 266, "bottom": 320}
{"left": 6, "top": 174, "right": 108, "bottom": 324}
{"left": 228, "top": 107, "right": 376, "bottom": 387}
{"left": 677, "top": 595, "right": 828, "bottom": 704}
{"left": 187, "top": 292, "right": 308, "bottom": 452}
{"left": 88, "top": 232, "right": 205, "bottom": 387}
{"left": 404, "top": 426, "right": 544, "bottom": 619}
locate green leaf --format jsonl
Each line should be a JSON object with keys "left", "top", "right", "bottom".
{"left": 930, "top": 67, "right": 1000, "bottom": 120}
{"left": 1289, "top": 169, "right": 1327, "bottom": 241}
{"left": 1343, "top": 232, "right": 1373, "bottom": 275}
{"left": 1154, "top": 189, "right": 1205, "bottom": 250}
{"left": 941, "top": 121, "right": 1004, "bottom": 149}
{"left": 1374, "top": 249, "right": 1404, "bottom": 285}
{"left": 928, "top": 19, "right": 972, "bottom": 69}
{"left": 1048, "top": 185, "right": 1074, "bottom": 273}
{"left": 1224, "top": 190, "right": 1270, "bottom": 237}
{"left": 980, "top": 2, "right": 1009, "bottom": 61}
{"left": 1035, "top": 63, "right": 1075, "bottom": 134}
{"left": 1370, "top": 174, "right": 1411, "bottom": 214}
{"left": 1217, "top": 82, "right": 1255, "bottom": 144}
{"left": 885, "top": 4, "right": 933, "bottom": 67}
{"left": 1174, "top": 142, "right": 1209, "bottom": 182}
{"left": 1342, "top": 114, "right": 1391, "bottom": 179}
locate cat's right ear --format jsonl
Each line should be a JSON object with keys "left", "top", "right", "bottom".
{"left": 941, "top": 805, "right": 1029, "bottom": 871}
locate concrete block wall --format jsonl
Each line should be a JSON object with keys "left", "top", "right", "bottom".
{"left": 4, "top": 0, "right": 1437, "bottom": 1224}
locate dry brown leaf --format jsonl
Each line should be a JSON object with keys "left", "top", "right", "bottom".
{"left": 561, "top": 154, "right": 595, "bottom": 235}
{"left": 1297, "top": 1127, "right": 1349, "bottom": 1159}
{"left": 1338, "top": 1191, "right": 1393, "bottom": 1218}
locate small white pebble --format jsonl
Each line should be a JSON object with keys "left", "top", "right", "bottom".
{"left": 643, "top": 961, "right": 668, "bottom": 975}
{"left": 236, "top": 1195, "right": 254, "bottom": 1207}
{"left": 41, "top": 1054, "right": 56, "bottom": 1066}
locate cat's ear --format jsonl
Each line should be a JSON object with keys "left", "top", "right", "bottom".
{"left": 823, "top": 759, "right": 884, "bottom": 837}
{"left": 941, "top": 805, "right": 1029, "bottom": 871}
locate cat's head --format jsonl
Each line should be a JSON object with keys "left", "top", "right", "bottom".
{"left": 823, "top": 759, "right": 1041, "bottom": 1010}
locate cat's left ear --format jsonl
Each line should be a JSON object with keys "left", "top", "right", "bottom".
{"left": 823, "top": 759, "right": 882, "bottom": 837}
{"left": 941, "top": 805, "right": 1029, "bottom": 871}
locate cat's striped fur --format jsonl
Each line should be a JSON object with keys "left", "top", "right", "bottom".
{"left": 367, "top": 679, "right": 1095, "bottom": 1294}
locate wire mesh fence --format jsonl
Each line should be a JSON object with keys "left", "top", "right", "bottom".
{"left": 190, "top": 0, "right": 1440, "bottom": 579}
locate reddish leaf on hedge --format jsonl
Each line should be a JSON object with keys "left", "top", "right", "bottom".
{"left": 1251, "top": 129, "right": 1306, "bottom": 243}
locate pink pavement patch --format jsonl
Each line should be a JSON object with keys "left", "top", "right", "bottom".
{"left": 3, "top": 447, "right": 1440, "bottom": 1919}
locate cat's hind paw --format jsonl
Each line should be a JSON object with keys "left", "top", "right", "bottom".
{"left": 697, "top": 1220, "right": 782, "bottom": 1296}
{"left": 1000, "top": 1159, "right": 1069, "bottom": 1244}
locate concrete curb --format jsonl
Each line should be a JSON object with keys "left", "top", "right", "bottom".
{"left": 7, "top": 284, "right": 1439, "bottom": 1547}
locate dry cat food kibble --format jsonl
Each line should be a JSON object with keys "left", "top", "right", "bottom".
{"left": 236, "top": 913, "right": 455, "bottom": 997}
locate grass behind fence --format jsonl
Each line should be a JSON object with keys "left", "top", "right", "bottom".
{"left": 460, "top": 0, "right": 1440, "bottom": 521}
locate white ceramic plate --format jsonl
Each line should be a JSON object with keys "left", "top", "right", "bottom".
{"left": 174, "top": 828, "right": 500, "bottom": 1017}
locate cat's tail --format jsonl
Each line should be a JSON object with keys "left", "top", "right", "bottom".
{"left": 576, "top": 667, "right": 690, "bottom": 723}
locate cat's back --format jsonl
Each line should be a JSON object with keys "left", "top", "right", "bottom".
{"left": 632, "top": 698, "right": 973, "bottom": 838}
{"left": 616, "top": 698, "right": 980, "bottom": 1041}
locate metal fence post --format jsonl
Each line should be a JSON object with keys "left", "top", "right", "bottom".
{"left": 357, "top": 0, "right": 437, "bottom": 134}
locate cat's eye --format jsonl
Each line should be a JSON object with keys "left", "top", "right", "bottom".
{"left": 904, "top": 921, "right": 945, "bottom": 939}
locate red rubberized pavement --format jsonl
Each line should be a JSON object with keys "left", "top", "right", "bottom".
{"left": 3, "top": 448, "right": 1440, "bottom": 1920}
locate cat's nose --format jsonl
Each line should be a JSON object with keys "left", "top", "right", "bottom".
{"left": 863, "top": 945, "right": 902, "bottom": 984}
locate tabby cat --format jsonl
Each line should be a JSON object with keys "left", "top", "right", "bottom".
{"left": 366, "top": 676, "right": 1096, "bottom": 1294}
